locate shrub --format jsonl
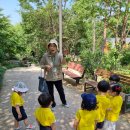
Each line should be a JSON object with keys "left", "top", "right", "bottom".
{"left": 0, "top": 66, "right": 6, "bottom": 88}
{"left": 100, "top": 48, "right": 121, "bottom": 71}
{"left": 122, "top": 84, "right": 130, "bottom": 94}
{"left": 80, "top": 50, "right": 102, "bottom": 79}
{"left": 120, "top": 48, "right": 130, "bottom": 66}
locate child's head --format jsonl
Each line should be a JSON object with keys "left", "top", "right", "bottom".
{"left": 109, "top": 74, "right": 120, "bottom": 83}
{"left": 111, "top": 84, "right": 122, "bottom": 96}
{"left": 97, "top": 80, "right": 110, "bottom": 93}
{"left": 12, "top": 81, "right": 29, "bottom": 94}
{"left": 81, "top": 93, "right": 97, "bottom": 111}
{"left": 38, "top": 93, "right": 52, "bottom": 108}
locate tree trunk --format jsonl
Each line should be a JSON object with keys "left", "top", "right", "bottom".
{"left": 120, "top": 14, "right": 128, "bottom": 48}
{"left": 115, "top": 26, "right": 118, "bottom": 49}
{"left": 102, "top": 17, "right": 107, "bottom": 52}
{"left": 120, "top": 0, "right": 129, "bottom": 49}
{"left": 48, "top": 1, "right": 55, "bottom": 34}
{"left": 92, "top": 19, "right": 96, "bottom": 53}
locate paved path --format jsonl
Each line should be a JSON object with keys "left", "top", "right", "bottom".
{"left": 0, "top": 65, "right": 130, "bottom": 130}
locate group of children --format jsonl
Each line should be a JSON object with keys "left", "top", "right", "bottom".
{"left": 10, "top": 74, "right": 123, "bottom": 130}
{"left": 73, "top": 74, "right": 123, "bottom": 130}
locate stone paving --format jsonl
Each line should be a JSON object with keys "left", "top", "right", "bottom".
{"left": 0, "top": 65, "right": 130, "bottom": 130}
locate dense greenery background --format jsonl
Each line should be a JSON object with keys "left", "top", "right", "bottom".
{"left": 0, "top": 0, "right": 130, "bottom": 82}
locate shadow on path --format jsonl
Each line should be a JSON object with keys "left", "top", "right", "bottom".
{"left": 0, "top": 65, "right": 130, "bottom": 130}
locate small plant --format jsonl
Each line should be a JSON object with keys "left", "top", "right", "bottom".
{"left": 65, "top": 55, "right": 71, "bottom": 63}
{"left": 122, "top": 85, "right": 130, "bottom": 94}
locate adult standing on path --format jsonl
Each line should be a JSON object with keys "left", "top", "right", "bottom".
{"left": 40, "top": 39, "right": 69, "bottom": 110}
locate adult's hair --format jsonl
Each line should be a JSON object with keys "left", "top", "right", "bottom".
{"left": 97, "top": 80, "right": 110, "bottom": 92}
{"left": 38, "top": 93, "right": 52, "bottom": 108}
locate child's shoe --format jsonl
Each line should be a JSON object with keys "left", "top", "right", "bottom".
{"left": 26, "top": 124, "right": 35, "bottom": 129}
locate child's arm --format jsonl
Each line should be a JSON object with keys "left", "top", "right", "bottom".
{"left": 94, "top": 120, "right": 97, "bottom": 129}
{"left": 73, "top": 118, "right": 79, "bottom": 130}
{"left": 15, "top": 105, "right": 22, "bottom": 119}
{"left": 51, "top": 123, "right": 56, "bottom": 130}
{"left": 35, "top": 118, "right": 40, "bottom": 125}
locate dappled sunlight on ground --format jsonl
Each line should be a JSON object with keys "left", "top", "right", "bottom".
{"left": 0, "top": 65, "right": 130, "bottom": 130}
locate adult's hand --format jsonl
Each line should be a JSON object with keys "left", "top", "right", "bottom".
{"left": 45, "top": 65, "right": 52, "bottom": 71}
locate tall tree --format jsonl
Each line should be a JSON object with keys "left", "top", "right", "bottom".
{"left": 19, "top": 0, "right": 72, "bottom": 58}
{"left": 98, "top": 0, "right": 130, "bottom": 49}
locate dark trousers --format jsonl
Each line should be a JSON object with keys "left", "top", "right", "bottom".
{"left": 96, "top": 121, "right": 104, "bottom": 129}
{"left": 40, "top": 125, "right": 52, "bottom": 130}
{"left": 46, "top": 80, "right": 67, "bottom": 107}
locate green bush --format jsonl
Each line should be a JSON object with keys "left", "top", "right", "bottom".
{"left": 0, "top": 66, "right": 6, "bottom": 88}
{"left": 120, "top": 48, "right": 130, "bottom": 66}
{"left": 80, "top": 50, "right": 102, "bottom": 79}
{"left": 122, "top": 85, "right": 130, "bottom": 94}
{"left": 101, "top": 49, "right": 121, "bottom": 71}
{"left": 2, "top": 61, "right": 20, "bottom": 69}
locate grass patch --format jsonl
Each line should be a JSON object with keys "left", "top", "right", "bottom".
{"left": 114, "top": 69, "right": 130, "bottom": 76}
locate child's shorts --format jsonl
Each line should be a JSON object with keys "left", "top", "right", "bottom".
{"left": 40, "top": 125, "right": 52, "bottom": 130}
{"left": 12, "top": 106, "right": 27, "bottom": 121}
{"left": 96, "top": 121, "right": 104, "bottom": 129}
{"left": 103, "top": 120, "right": 116, "bottom": 130}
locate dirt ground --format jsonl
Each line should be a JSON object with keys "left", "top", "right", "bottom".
{"left": 0, "top": 65, "right": 130, "bottom": 130}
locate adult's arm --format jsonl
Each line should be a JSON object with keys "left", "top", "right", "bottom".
{"left": 40, "top": 54, "right": 46, "bottom": 69}
{"left": 40, "top": 53, "right": 52, "bottom": 71}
